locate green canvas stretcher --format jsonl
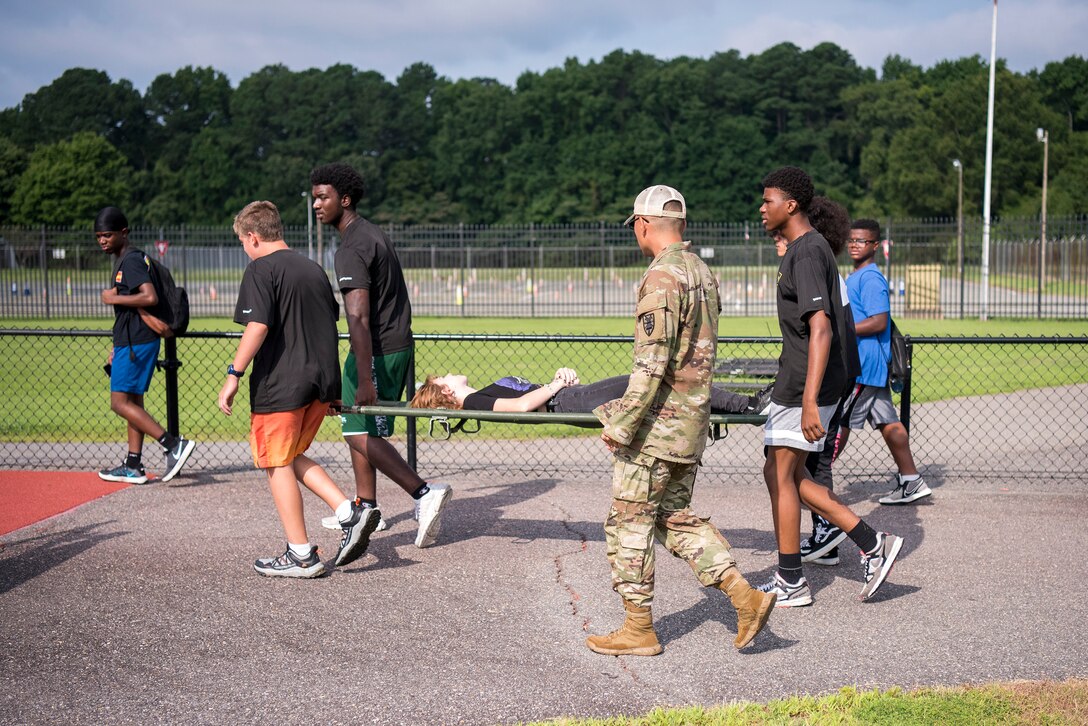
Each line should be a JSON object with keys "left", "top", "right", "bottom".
{"left": 341, "top": 403, "right": 765, "bottom": 442}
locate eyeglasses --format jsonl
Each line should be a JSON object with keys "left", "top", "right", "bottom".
{"left": 847, "top": 238, "right": 878, "bottom": 246}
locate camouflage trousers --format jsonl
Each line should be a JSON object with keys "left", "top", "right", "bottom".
{"left": 604, "top": 454, "right": 738, "bottom": 608}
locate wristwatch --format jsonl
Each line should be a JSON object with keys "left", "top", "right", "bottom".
{"left": 227, "top": 364, "right": 244, "bottom": 378}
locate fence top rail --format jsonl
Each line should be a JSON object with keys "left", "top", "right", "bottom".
{"left": 1, "top": 330, "right": 1085, "bottom": 346}
{"left": 908, "top": 336, "right": 1088, "bottom": 344}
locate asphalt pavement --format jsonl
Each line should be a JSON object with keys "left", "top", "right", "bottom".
{"left": 2, "top": 438, "right": 1087, "bottom": 726}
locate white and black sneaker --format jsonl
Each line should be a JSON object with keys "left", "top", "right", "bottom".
{"left": 879, "top": 475, "right": 932, "bottom": 505}
{"left": 757, "top": 573, "right": 813, "bottom": 608}
{"left": 860, "top": 532, "right": 904, "bottom": 601}
{"left": 335, "top": 502, "right": 382, "bottom": 567}
{"left": 800, "top": 516, "right": 847, "bottom": 564}
{"left": 414, "top": 484, "right": 452, "bottom": 548}
{"left": 322, "top": 512, "right": 387, "bottom": 533}
{"left": 162, "top": 438, "right": 196, "bottom": 482}
{"left": 254, "top": 545, "right": 326, "bottom": 578}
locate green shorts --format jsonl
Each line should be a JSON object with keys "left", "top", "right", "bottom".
{"left": 340, "top": 347, "right": 413, "bottom": 437}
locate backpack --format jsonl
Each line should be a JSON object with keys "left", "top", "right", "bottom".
{"left": 888, "top": 320, "right": 909, "bottom": 393}
{"left": 147, "top": 258, "right": 190, "bottom": 337}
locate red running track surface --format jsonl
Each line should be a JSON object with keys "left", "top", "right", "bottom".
{"left": 0, "top": 471, "right": 129, "bottom": 536}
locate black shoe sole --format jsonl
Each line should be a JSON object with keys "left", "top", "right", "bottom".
{"left": 335, "top": 508, "right": 382, "bottom": 567}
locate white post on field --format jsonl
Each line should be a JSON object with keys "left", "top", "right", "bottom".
{"left": 980, "top": 0, "right": 998, "bottom": 320}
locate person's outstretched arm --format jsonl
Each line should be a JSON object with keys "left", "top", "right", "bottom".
{"left": 493, "top": 368, "right": 579, "bottom": 412}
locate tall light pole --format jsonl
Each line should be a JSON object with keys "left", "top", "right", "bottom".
{"left": 1036, "top": 127, "right": 1049, "bottom": 319}
{"left": 981, "top": 0, "right": 998, "bottom": 320}
{"left": 953, "top": 159, "right": 964, "bottom": 318}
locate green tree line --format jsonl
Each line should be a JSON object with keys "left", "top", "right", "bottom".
{"left": 1, "top": 44, "right": 1086, "bottom": 228}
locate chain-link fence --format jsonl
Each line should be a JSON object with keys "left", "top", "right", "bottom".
{"left": 1, "top": 330, "right": 1085, "bottom": 483}
{"left": 3, "top": 215, "right": 1086, "bottom": 319}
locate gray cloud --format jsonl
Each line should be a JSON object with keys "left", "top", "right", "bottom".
{"left": 0, "top": 0, "right": 1082, "bottom": 109}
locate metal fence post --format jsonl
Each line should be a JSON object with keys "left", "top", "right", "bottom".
{"left": 163, "top": 337, "right": 181, "bottom": 437}
{"left": 40, "top": 225, "right": 50, "bottom": 319}
{"left": 599, "top": 221, "right": 606, "bottom": 316}
{"left": 900, "top": 337, "right": 913, "bottom": 434}
{"left": 406, "top": 348, "right": 417, "bottom": 471}
{"left": 744, "top": 221, "right": 750, "bottom": 317}
{"left": 459, "top": 222, "right": 466, "bottom": 317}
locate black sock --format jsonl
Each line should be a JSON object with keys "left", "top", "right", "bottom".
{"left": 410, "top": 484, "right": 430, "bottom": 500}
{"left": 847, "top": 520, "right": 879, "bottom": 554}
{"left": 357, "top": 497, "right": 377, "bottom": 508}
{"left": 157, "top": 432, "right": 179, "bottom": 452}
{"left": 125, "top": 452, "right": 142, "bottom": 469}
{"left": 777, "top": 552, "right": 803, "bottom": 584}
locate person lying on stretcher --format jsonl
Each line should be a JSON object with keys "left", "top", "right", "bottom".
{"left": 410, "top": 369, "right": 773, "bottom": 415}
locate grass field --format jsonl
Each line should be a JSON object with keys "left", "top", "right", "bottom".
{"left": 2, "top": 316, "right": 1086, "bottom": 442}
{"left": 526, "top": 679, "right": 1088, "bottom": 725}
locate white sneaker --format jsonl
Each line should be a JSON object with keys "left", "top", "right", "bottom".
{"left": 879, "top": 475, "right": 932, "bottom": 505}
{"left": 322, "top": 511, "right": 388, "bottom": 532}
{"left": 414, "top": 484, "right": 452, "bottom": 548}
{"left": 757, "top": 573, "right": 813, "bottom": 608}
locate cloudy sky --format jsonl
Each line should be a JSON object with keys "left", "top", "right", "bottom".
{"left": 1, "top": 0, "right": 1084, "bottom": 110}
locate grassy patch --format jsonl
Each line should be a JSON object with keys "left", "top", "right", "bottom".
{"left": 1, "top": 317, "right": 1085, "bottom": 443}
{"left": 525, "top": 679, "right": 1088, "bottom": 725}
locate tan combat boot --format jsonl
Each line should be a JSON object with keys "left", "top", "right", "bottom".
{"left": 585, "top": 600, "right": 663, "bottom": 656}
{"left": 719, "top": 569, "right": 777, "bottom": 649}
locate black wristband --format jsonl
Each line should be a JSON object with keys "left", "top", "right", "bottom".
{"left": 227, "top": 364, "right": 244, "bottom": 378}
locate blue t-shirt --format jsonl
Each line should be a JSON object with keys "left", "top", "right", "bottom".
{"left": 846, "top": 263, "right": 891, "bottom": 387}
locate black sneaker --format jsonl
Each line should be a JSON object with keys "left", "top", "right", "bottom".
{"left": 747, "top": 382, "right": 775, "bottom": 414}
{"left": 800, "top": 516, "right": 847, "bottom": 564}
{"left": 800, "top": 542, "right": 839, "bottom": 566}
{"left": 162, "top": 438, "right": 196, "bottom": 482}
{"left": 253, "top": 545, "right": 326, "bottom": 578}
{"left": 335, "top": 502, "right": 381, "bottom": 567}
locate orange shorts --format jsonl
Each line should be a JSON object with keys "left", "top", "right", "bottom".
{"left": 249, "top": 400, "right": 331, "bottom": 469}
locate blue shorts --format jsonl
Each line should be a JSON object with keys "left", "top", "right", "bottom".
{"left": 110, "top": 340, "right": 160, "bottom": 394}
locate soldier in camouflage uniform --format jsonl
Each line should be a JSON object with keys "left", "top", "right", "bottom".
{"left": 585, "top": 186, "right": 776, "bottom": 657}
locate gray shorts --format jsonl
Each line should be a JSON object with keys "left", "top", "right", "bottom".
{"left": 763, "top": 401, "right": 839, "bottom": 452}
{"left": 842, "top": 383, "right": 900, "bottom": 430}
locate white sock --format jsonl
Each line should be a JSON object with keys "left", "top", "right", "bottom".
{"left": 288, "top": 542, "right": 311, "bottom": 558}
{"left": 335, "top": 499, "right": 354, "bottom": 522}
{"left": 900, "top": 473, "right": 920, "bottom": 483}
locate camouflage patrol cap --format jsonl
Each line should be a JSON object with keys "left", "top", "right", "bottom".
{"left": 624, "top": 185, "right": 686, "bottom": 226}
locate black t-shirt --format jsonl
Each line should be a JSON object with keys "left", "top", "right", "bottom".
{"left": 334, "top": 218, "right": 413, "bottom": 356}
{"left": 234, "top": 249, "right": 342, "bottom": 413}
{"left": 462, "top": 376, "right": 542, "bottom": 411}
{"left": 772, "top": 230, "right": 849, "bottom": 407}
{"left": 111, "top": 248, "right": 158, "bottom": 347}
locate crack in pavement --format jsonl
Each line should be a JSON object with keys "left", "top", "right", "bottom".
{"left": 552, "top": 502, "right": 590, "bottom": 632}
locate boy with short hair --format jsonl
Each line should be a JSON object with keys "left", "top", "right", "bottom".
{"left": 96, "top": 206, "right": 195, "bottom": 484}
{"left": 838, "top": 218, "right": 931, "bottom": 505}
{"left": 217, "top": 201, "right": 378, "bottom": 578}
{"left": 310, "top": 163, "right": 451, "bottom": 548}
{"left": 759, "top": 167, "right": 903, "bottom": 606}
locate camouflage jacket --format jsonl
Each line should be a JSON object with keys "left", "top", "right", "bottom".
{"left": 594, "top": 241, "right": 721, "bottom": 463}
